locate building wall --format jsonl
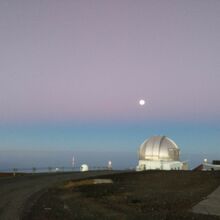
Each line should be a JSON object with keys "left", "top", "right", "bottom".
{"left": 136, "top": 160, "right": 184, "bottom": 171}
{"left": 203, "top": 163, "right": 220, "bottom": 171}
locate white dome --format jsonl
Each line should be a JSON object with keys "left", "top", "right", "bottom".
{"left": 80, "top": 164, "right": 89, "bottom": 172}
{"left": 138, "top": 136, "right": 180, "bottom": 161}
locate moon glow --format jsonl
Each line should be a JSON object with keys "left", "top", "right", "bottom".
{"left": 139, "top": 99, "right": 146, "bottom": 106}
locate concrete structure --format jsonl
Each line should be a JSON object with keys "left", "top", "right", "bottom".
{"left": 136, "top": 136, "right": 188, "bottom": 171}
{"left": 80, "top": 164, "right": 89, "bottom": 172}
{"left": 192, "top": 185, "right": 220, "bottom": 216}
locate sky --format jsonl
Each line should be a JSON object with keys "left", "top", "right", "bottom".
{"left": 0, "top": 0, "right": 220, "bottom": 170}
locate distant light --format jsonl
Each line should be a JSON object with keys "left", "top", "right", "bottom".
{"left": 139, "top": 99, "right": 146, "bottom": 106}
{"left": 108, "top": 160, "right": 112, "bottom": 170}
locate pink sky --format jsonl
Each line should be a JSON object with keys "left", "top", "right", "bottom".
{"left": 0, "top": 0, "right": 220, "bottom": 123}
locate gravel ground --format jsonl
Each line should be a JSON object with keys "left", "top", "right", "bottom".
{"left": 23, "top": 171, "right": 220, "bottom": 220}
{"left": 0, "top": 171, "right": 116, "bottom": 220}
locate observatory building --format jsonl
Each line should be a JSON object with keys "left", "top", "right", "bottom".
{"left": 80, "top": 164, "right": 89, "bottom": 172}
{"left": 136, "top": 136, "right": 188, "bottom": 171}
{"left": 202, "top": 159, "right": 220, "bottom": 171}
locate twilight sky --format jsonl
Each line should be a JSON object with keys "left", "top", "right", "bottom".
{"left": 0, "top": 0, "right": 220, "bottom": 169}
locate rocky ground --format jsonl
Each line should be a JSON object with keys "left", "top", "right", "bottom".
{"left": 0, "top": 172, "right": 26, "bottom": 177}
{"left": 0, "top": 171, "right": 115, "bottom": 220}
{"left": 22, "top": 171, "right": 220, "bottom": 220}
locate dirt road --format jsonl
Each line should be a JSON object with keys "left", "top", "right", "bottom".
{"left": 0, "top": 171, "right": 115, "bottom": 220}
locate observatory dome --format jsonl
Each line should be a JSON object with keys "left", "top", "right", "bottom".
{"left": 138, "top": 136, "right": 180, "bottom": 161}
{"left": 80, "top": 164, "right": 89, "bottom": 172}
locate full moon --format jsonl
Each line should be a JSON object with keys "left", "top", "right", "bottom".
{"left": 139, "top": 99, "right": 146, "bottom": 106}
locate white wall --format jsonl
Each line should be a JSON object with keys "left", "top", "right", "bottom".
{"left": 136, "top": 160, "right": 184, "bottom": 171}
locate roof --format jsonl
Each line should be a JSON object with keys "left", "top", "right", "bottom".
{"left": 138, "top": 136, "right": 180, "bottom": 161}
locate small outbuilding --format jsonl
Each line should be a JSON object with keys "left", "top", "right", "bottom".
{"left": 203, "top": 159, "right": 220, "bottom": 171}
{"left": 80, "top": 164, "right": 89, "bottom": 172}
